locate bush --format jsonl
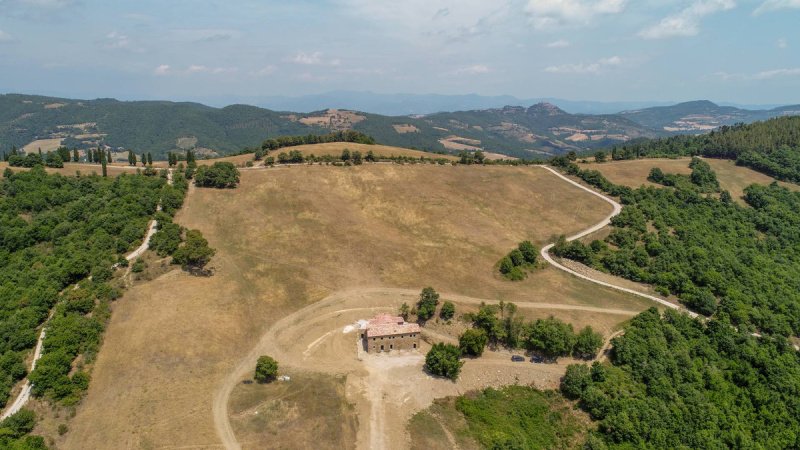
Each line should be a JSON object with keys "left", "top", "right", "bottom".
{"left": 131, "top": 259, "right": 145, "bottom": 273}
{"left": 194, "top": 162, "right": 240, "bottom": 188}
{"left": 425, "top": 343, "right": 463, "bottom": 380}
{"left": 459, "top": 329, "right": 488, "bottom": 357}
{"left": 254, "top": 355, "right": 278, "bottom": 383}
{"left": 439, "top": 301, "right": 455, "bottom": 320}
{"left": 0, "top": 408, "right": 35, "bottom": 438}
{"left": 518, "top": 240, "right": 538, "bottom": 264}
{"left": 560, "top": 364, "right": 592, "bottom": 399}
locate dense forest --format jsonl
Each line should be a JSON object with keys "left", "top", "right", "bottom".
{"left": 562, "top": 308, "right": 800, "bottom": 449}
{"left": 608, "top": 116, "right": 800, "bottom": 182}
{"left": 543, "top": 156, "right": 800, "bottom": 447}
{"left": 0, "top": 167, "right": 185, "bottom": 447}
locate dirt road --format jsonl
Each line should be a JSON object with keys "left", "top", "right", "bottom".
{"left": 536, "top": 166, "right": 698, "bottom": 318}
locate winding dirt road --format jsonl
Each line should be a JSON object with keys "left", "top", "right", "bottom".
{"left": 536, "top": 166, "right": 697, "bottom": 318}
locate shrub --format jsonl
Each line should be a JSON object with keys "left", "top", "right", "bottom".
{"left": 459, "top": 329, "right": 488, "bottom": 357}
{"left": 561, "top": 364, "right": 592, "bottom": 399}
{"left": 131, "top": 259, "right": 145, "bottom": 273}
{"left": 439, "top": 301, "right": 455, "bottom": 320}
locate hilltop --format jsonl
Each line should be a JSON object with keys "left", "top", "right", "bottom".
{"left": 620, "top": 100, "right": 800, "bottom": 133}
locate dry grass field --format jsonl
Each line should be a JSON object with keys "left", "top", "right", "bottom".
{"left": 0, "top": 161, "right": 142, "bottom": 177}
{"left": 277, "top": 142, "right": 458, "bottom": 161}
{"left": 582, "top": 157, "right": 799, "bottom": 202}
{"left": 61, "top": 164, "right": 652, "bottom": 449}
{"left": 21, "top": 138, "right": 63, "bottom": 154}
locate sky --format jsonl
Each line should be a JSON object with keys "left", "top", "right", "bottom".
{"left": 0, "top": 0, "right": 798, "bottom": 105}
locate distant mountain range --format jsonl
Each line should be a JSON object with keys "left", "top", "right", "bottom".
{"left": 250, "top": 91, "right": 679, "bottom": 116}
{"left": 1, "top": 93, "right": 797, "bottom": 160}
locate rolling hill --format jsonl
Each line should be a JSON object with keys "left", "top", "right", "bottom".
{"left": 620, "top": 100, "right": 800, "bottom": 133}
{"left": 1, "top": 94, "right": 798, "bottom": 161}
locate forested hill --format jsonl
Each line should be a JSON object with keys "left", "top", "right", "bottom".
{"left": 609, "top": 116, "right": 800, "bottom": 182}
{"left": 0, "top": 94, "right": 658, "bottom": 160}
{"left": 620, "top": 100, "right": 800, "bottom": 133}
{"left": 2, "top": 94, "right": 798, "bottom": 161}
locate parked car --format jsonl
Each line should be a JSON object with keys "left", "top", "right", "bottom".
{"left": 511, "top": 355, "right": 525, "bottom": 362}
{"left": 531, "top": 355, "right": 544, "bottom": 363}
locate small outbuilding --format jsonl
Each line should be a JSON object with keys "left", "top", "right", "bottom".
{"left": 362, "top": 314, "right": 420, "bottom": 353}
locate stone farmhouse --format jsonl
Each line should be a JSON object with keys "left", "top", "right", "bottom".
{"left": 362, "top": 313, "right": 420, "bottom": 353}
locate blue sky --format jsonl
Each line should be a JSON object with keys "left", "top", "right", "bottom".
{"left": 0, "top": 0, "right": 798, "bottom": 105}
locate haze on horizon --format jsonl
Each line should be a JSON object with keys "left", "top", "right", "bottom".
{"left": 0, "top": 0, "right": 798, "bottom": 106}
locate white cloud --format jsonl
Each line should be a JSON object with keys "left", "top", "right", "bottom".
{"left": 754, "top": 0, "right": 800, "bottom": 14}
{"left": 102, "top": 31, "right": 143, "bottom": 52}
{"left": 525, "top": 0, "right": 626, "bottom": 30}
{"left": 545, "top": 39, "right": 571, "bottom": 48}
{"left": 153, "top": 64, "right": 237, "bottom": 76}
{"left": 170, "top": 28, "right": 241, "bottom": 43}
{"left": 186, "top": 65, "right": 237, "bottom": 75}
{"left": 544, "top": 56, "right": 622, "bottom": 74}
{"left": 777, "top": 38, "right": 788, "bottom": 49}
{"left": 639, "top": 0, "right": 735, "bottom": 39}
{"left": 250, "top": 65, "right": 277, "bottom": 77}
{"left": 0, "top": 30, "right": 13, "bottom": 43}
{"left": 454, "top": 64, "right": 490, "bottom": 75}
{"left": 154, "top": 64, "right": 171, "bottom": 76}
{"left": 716, "top": 67, "right": 800, "bottom": 80}
{"left": 291, "top": 51, "right": 340, "bottom": 66}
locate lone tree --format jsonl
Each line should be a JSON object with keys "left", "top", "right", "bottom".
{"left": 172, "top": 229, "right": 216, "bottom": 269}
{"left": 254, "top": 355, "right": 278, "bottom": 383}
{"left": 424, "top": 343, "right": 463, "bottom": 380}
{"left": 439, "top": 301, "right": 455, "bottom": 321}
{"left": 459, "top": 329, "right": 488, "bottom": 357}
{"left": 416, "top": 287, "right": 440, "bottom": 321}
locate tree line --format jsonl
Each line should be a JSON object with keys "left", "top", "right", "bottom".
{"left": 605, "top": 116, "right": 800, "bottom": 183}
{"left": 422, "top": 291, "right": 603, "bottom": 382}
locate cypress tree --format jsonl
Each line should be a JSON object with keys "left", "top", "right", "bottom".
{"left": 72, "top": 148, "right": 79, "bottom": 162}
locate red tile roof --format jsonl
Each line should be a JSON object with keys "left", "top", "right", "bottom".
{"left": 365, "top": 314, "right": 420, "bottom": 338}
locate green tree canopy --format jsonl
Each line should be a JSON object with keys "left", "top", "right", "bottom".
{"left": 424, "top": 343, "right": 463, "bottom": 380}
